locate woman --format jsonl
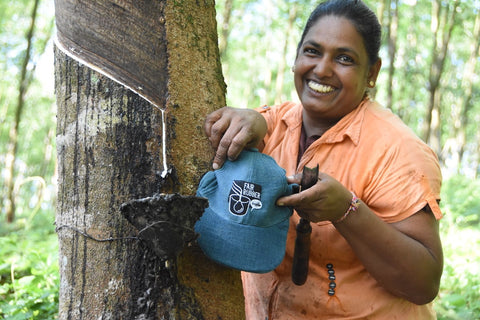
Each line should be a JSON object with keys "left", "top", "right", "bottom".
{"left": 204, "top": 0, "right": 443, "bottom": 318}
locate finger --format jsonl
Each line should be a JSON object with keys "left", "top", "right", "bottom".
{"left": 276, "top": 192, "right": 305, "bottom": 207}
{"left": 212, "top": 125, "right": 244, "bottom": 169}
{"left": 277, "top": 180, "right": 326, "bottom": 206}
{"left": 204, "top": 108, "right": 224, "bottom": 138}
{"left": 215, "top": 124, "right": 260, "bottom": 168}
{"left": 225, "top": 126, "right": 259, "bottom": 161}
{"left": 295, "top": 209, "right": 312, "bottom": 222}
{"left": 205, "top": 108, "right": 232, "bottom": 148}
{"left": 212, "top": 137, "right": 230, "bottom": 170}
{"left": 317, "top": 171, "right": 332, "bottom": 182}
{"left": 210, "top": 120, "right": 232, "bottom": 150}
{"left": 286, "top": 173, "right": 302, "bottom": 184}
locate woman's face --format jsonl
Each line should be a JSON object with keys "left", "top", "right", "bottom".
{"left": 294, "top": 15, "right": 380, "bottom": 122}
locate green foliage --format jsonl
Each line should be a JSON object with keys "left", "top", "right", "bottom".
{"left": 0, "top": 0, "right": 58, "bottom": 318}
{"left": 0, "top": 209, "right": 59, "bottom": 320}
{"left": 435, "top": 227, "right": 480, "bottom": 319}
{"left": 217, "top": 0, "right": 313, "bottom": 108}
{"left": 433, "top": 174, "right": 480, "bottom": 319}
{"left": 441, "top": 175, "right": 480, "bottom": 227}
{"left": 0, "top": 0, "right": 56, "bottom": 217}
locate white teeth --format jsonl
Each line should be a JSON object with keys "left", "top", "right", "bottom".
{"left": 308, "top": 81, "right": 334, "bottom": 93}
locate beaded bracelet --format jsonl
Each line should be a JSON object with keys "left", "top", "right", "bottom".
{"left": 334, "top": 192, "right": 360, "bottom": 224}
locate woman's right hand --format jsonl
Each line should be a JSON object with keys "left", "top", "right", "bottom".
{"left": 204, "top": 106, "right": 267, "bottom": 169}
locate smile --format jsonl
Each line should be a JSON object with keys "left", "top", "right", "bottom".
{"left": 308, "top": 80, "right": 335, "bottom": 94}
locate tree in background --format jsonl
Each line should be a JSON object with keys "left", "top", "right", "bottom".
{"left": 215, "top": 0, "right": 312, "bottom": 108}
{"left": 424, "top": 0, "right": 459, "bottom": 157}
{"left": 443, "top": 12, "right": 480, "bottom": 177}
{"left": 383, "top": 0, "right": 399, "bottom": 110}
{"left": 0, "top": 0, "right": 54, "bottom": 222}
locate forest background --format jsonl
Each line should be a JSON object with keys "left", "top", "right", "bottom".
{"left": 0, "top": 0, "right": 479, "bottom": 319}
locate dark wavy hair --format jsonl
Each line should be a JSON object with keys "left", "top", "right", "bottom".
{"left": 296, "top": 0, "right": 382, "bottom": 66}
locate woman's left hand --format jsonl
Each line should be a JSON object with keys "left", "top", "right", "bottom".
{"left": 277, "top": 171, "right": 352, "bottom": 223}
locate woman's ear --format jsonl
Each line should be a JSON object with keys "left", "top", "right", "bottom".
{"left": 367, "top": 58, "right": 382, "bottom": 87}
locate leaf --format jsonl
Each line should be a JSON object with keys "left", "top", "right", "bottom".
{"left": 16, "top": 275, "right": 35, "bottom": 287}
{"left": 444, "top": 293, "right": 466, "bottom": 307}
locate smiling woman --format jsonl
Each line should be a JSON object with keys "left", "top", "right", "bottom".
{"left": 202, "top": 0, "right": 443, "bottom": 319}
{"left": 293, "top": 15, "right": 381, "bottom": 135}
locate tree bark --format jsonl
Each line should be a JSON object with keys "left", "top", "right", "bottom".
{"left": 395, "top": 3, "right": 418, "bottom": 123}
{"left": 454, "top": 13, "right": 480, "bottom": 171}
{"left": 54, "top": 0, "right": 244, "bottom": 319}
{"left": 423, "top": 0, "right": 458, "bottom": 156}
{"left": 218, "top": 0, "right": 234, "bottom": 59}
{"left": 385, "top": 0, "right": 398, "bottom": 111}
{"left": 376, "top": 0, "right": 387, "bottom": 30}
{"left": 274, "top": 4, "right": 298, "bottom": 105}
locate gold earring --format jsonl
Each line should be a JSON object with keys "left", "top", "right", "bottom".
{"left": 369, "top": 80, "right": 375, "bottom": 87}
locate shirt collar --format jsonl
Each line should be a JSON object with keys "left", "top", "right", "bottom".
{"left": 281, "top": 98, "right": 369, "bottom": 147}
{"left": 282, "top": 102, "right": 303, "bottom": 132}
{"left": 321, "top": 98, "right": 368, "bottom": 146}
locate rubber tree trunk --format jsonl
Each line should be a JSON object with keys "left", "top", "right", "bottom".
{"left": 54, "top": 0, "right": 244, "bottom": 319}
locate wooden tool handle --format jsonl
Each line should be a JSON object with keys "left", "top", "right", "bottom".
{"left": 291, "top": 164, "right": 318, "bottom": 286}
{"left": 291, "top": 218, "right": 312, "bottom": 285}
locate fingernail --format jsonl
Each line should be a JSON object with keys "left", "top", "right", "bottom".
{"left": 212, "top": 163, "right": 219, "bottom": 170}
{"left": 277, "top": 202, "right": 285, "bottom": 207}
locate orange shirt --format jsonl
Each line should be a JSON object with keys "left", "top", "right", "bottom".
{"left": 242, "top": 99, "right": 442, "bottom": 319}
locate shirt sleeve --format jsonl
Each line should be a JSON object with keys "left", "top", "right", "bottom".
{"left": 255, "top": 105, "right": 277, "bottom": 142}
{"left": 362, "top": 133, "right": 443, "bottom": 223}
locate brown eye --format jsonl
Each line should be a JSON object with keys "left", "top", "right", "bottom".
{"left": 337, "top": 55, "right": 354, "bottom": 65}
{"left": 304, "top": 47, "right": 320, "bottom": 56}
